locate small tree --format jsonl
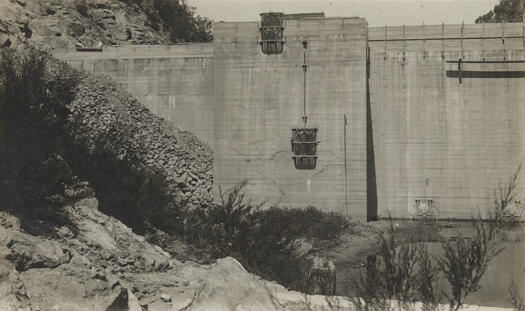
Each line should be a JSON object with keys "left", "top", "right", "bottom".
{"left": 437, "top": 164, "right": 523, "bottom": 310}
{"left": 438, "top": 219, "right": 504, "bottom": 311}
{"left": 416, "top": 243, "right": 444, "bottom": 311}
{"left": 508, "top": 279, "right": 525, "bottom": 311}
{"left": 493, "top": 164, "right": 523, "bottom": 225}
{"left": 350, "top": 220, "right": 422, "bottom": 310}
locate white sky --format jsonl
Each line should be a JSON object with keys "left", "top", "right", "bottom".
{"left": 188, "top": 0, "right": 500, "bottom": 26}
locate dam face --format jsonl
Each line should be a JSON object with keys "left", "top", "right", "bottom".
{"left": 368, "top": 23, "right": 525, "bottom": 218}
{"left": 55, "top": 15, "right": 525, "bottom": 220}
{"left": 212, "top": 18, "right": 368, "bottom": 217}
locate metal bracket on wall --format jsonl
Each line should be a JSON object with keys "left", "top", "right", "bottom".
{"left": 446, "top": 59, "right": 525, "bottom": 83}
{"left": 458, "top": 59, "right": 462, "bottom": 84}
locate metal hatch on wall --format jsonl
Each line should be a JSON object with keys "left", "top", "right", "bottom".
{"left": 259, "top": 12, "right": 285, "bottom": 55}
{"left": 291, "top": 40, "right": 320, "bottom": 170}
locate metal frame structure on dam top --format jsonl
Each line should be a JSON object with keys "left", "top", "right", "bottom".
{"left": 54, "top": 13, "right": 525, "bottom": 221}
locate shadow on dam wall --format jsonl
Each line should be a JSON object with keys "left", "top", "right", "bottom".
{"left": 366, "top": 45, "right": 378, "bottom": 222}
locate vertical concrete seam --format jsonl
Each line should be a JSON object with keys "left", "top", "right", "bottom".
{"left": 460, "top": 21, "right": 464, "bottom": 60}
{"left": 441, "top": 23, "right": 445, "bottom": 60}
{"left": 422, "top": 22, "right": 426, "bottom": 60}
{"left": 502, "top": 20, "right": 506, "bottom": 60}
{"left": 402, "top": 24, "right": 406, "bottom": 64}
{"left": 384, "top": 25, "right": 387, "bottom": 61}
{"left": 482, "top": 21, "right": 486, "bottom": 61}
{"left": 522, "top": 15, "right": 525, "bottom": 49}
{"left": 153, "top": 51, "right": 158, "bottom": 96}
{"left": 128, "top": 47, "right": 134, "bottom": 93}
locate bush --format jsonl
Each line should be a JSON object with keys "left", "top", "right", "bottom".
{"left": 349, "top": 215, "right": 504, "bottom": 311}
{"left": 416, "top": 244, "right": 443, "bottom": 309}
{"left": 492, "top": 163, "right": 523, "bottom": 225}
{"left": 350, "top": 221, "right": 423, "bottom": 310}
{"left": 0, "top": 48, "right": 82, "bottom": 229}
{"left": 349, "top": 165, "right": 521, "bottom": 310}
{"left": 182, "top": 182, "right": 258, "bottom": 258}
{"left": 508, "top": 279, "right": 525, "bottom": 311}
{"left": 258, "top": 206, "right": 351, "bottom": 241}
{"left": 140, "top": 0, "right": 213, "bottom": 42}
{"left": 182, "top": 182, "right": 351, "bottom": 289}
{"left": 438, "top": 219, "right": 503, "bottom": 310}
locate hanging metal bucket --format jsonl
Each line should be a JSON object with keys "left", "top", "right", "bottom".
{"left": 291, "top": 128, "right": 319, "bottom": 170}
{"left": 260, "top": 12, "right": 285, "bottom": 54}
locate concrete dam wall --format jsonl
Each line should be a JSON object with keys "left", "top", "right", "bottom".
{"left": 54, "top": 44, "right": 215, "bottom": 145}
{"left": 212, "top": 18, "right": 368, "bottom": 218}
{"left": 54, "top": 17, "right": 525, "bottom": 220}
{"left": 368, "top": 23, "right": 525, "bottom": 218}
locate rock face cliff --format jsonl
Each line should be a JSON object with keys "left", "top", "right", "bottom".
{"left": 0, "top": 0, "right": 171, "bottom": 49}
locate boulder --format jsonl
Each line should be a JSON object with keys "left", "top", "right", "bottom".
{"left": 104, "top": 287, "right": 129, "bottom": 311}
{"left": 62, "top": 195, "right": 172, "bottom": 273}
{"left": 171, "top": 298, "right": 192, "bottom": 310}
{"left": 6, "top": 232, "right": 71, "bottom": 271}
{"left": 159, "top": 293, "right": 171, "bottom": 302}
{"left": 19, "top": 264, "right": 139, "bottom": 311}
{"left": 0, "top": 33, "right": 10, "bottom": 47}
{"left": 0, "top": 263, "right": 31, "bottom": 311}
{"left": 127, "top": 289, "right": 142, "bottom": 311}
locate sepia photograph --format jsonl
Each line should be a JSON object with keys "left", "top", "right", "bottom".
{"left": 0, "top": 0, "right": 524, "bottom": 309}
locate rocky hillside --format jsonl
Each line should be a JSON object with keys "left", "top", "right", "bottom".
{"left": 0, "top": 47, "right": 212, "bottom": 244}
{"left": 0, "top": 0, "right": 211, "bottom": 50}
{"left": 0, "top": 190, "right": 350, "bottom": 310}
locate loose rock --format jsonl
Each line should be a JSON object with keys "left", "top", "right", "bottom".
{"left": 160, "top": 293, "right": 171, "bottom": 303}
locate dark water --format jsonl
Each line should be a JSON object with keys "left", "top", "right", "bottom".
{"left": 337, "top": 223, "right": 525, "bottom": 308}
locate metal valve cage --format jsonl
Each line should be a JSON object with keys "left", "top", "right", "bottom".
{"left": 412, "top": 198, "right": 438, "bottom": 221}
{"left": 291, "top": 128, "right": 319, "bottom": 170}
{"left": 260, "top": 12, "right": 285, "bottom": 55}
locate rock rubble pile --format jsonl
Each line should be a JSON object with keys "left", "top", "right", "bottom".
{"left": 68, "top": 74, "right": 213, "bottom": 209}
